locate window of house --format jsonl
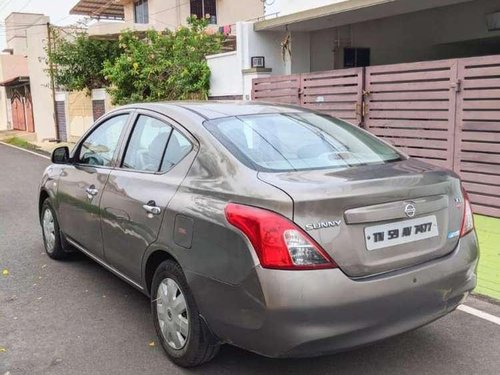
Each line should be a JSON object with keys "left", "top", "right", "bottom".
{"left": 190, "top": 0, "right": 217, "bottom": 24}
{"left": 134, "top": 0, "right": 149, "bottom": 24}
{"left": 344, "top": 48, "right": 370, "bottom": 68}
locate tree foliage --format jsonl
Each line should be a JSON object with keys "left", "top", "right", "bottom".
{"left": 103, "top": 16, "right": 223, "bottom": 105}
{"left": 46, "top": 17, "right": 223, "bottom": 104}
{"left": 47, "top": 28, "right": 120, "bottom": 92}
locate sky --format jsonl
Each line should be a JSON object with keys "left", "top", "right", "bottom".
{"left": 0, "top": 0, "right": 84, "bottom": 49}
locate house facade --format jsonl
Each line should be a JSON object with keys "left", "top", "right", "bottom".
{"left": 70, "top": 0, "right": 265, "bottom": 38}
{"left": 207, "top": 0, "right": 500, "bottom": 99}
{"left": 0, "top": 13, "right": 51, "bottom": 139}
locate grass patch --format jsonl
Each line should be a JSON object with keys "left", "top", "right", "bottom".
{"left": 474, "top": 215, "right": 500, "bottom": 300}
{"left": 3, "top": 136, "right": 39, "bottom": 151}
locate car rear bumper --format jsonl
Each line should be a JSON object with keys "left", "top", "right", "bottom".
{"left": 189, "top": 231, "right": 478, "bottom": 358}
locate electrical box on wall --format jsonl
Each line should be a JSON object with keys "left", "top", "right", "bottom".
{"left": 251, "top": 56, "right": 265, "bottom": 69}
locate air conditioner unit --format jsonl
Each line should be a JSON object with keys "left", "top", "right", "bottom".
{"left": 486, "top": 12, "right": 500, "bottom": 31}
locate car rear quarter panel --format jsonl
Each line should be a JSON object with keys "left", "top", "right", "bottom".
{"left": 152, "top": 133, "right": 294, "bottom": 284}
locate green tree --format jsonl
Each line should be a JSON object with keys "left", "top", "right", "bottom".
{"left": 47, "top": 28, "right": 120, "bottom": 92}
{"left": 103, "top": 16, "right": 223, "bottom": 105}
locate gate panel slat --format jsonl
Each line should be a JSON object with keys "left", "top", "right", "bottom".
{"left": 368, "top": 110, "right": 449, "bottom": 120}
{"left": 460, "top": 152, "right": 500, "bottom": 164}
{"left": 461, "top": 141, "right": 500, "bottom": 153}
{"left": 462, "top": 89, "right": 500, "bottom": 99}
{"left": 460, "top": 132, "right": 500, "bottom": 142}
{"left": 462, "top": 100, "right": 500, "bottom": 109}
{"left": 302, "top": 77, "right": 360, "bottom": 87}
{"left": 461, "top": 162, "right": 500, "bottom": 175}
{"left": 369, "top": 128, "right": 448, "bottom": 139}
{"left": 368, "top": 70, "right": 450, "bottom": 83}
{"left": 367, "top": 119, "right": 449, "bottom": 129}
{"left": 462, "top": 111, "right": 500, "bottom": 121}
{"left": 460, "top": 172, "right": 500, "bottom": 186}
{"left": 369, "top": 91, "right": 450, "bottom": 100}
{"left": 302, "top": 103, "right": 356, "bottom": 111}
{"left": 367, "top": 81, "right": 450, "bottom": 92}
{"left": 369, "top": 101, "right": 449, "bottom": 110}
{"left": 468, "top": 194, "right": 500, "bottom": 209}
{"left": 396, "top": 148, "right": 449, "bottom": 159}
{"left": 463, "top": 66, "right": 500, "bottom": 77}
{"left": 471, "top": 205, "right": 500, "bottom": 218}
{"left": 463, "top": 182, "right": 500, "bottom": 196}
{"left": 462, "top": 78, "right": 500, "bottom": 88}
{"left": 462, "top": 121, "right": 500, "bottom": 132}
{"left": 303, "top": 86, "right": 360, "bottom": 95}
{"left": 386, "top": 138, "right": 448, "bottom": 149}
{"left": 253, "top": 89, "right": 299, "bottom": 98}
{"left": 302, "top": 94, "right": 359, "bottom": 102}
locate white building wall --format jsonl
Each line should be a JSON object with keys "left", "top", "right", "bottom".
{"left": 5, "top": 13, "right": 47, "bottom": 56}
{"left": 26, "top": 17, "right": 56, "bottom": 141}
{"left": 206, "top": 51, "right": 242, "bottom": 97}
{"left": 207, "top": 22, "right": 289, "bottom": 99}
{"left": 290, "top": 32, "right": 311, "bottom": 74}
{"left": 265, "top": 0, "right": 350, "bottom": 17}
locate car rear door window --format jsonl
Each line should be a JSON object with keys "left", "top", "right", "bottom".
{"left": 78, "top": 114, "right": 129, "bottom": 167}
{"left": 160, "top": 130, "right": 192, "bottom": 173}
{"left": 122, "top": 115, "right": 172, "bottom": 172}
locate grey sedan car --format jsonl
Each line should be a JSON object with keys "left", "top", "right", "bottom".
{"left": 39, "top": 102, "right": 478, "bottom": 367}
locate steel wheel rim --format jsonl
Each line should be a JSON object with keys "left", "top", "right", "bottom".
{"left": 156, "top": 278, "right": 189, "bottom": 350}
{"left": 42, "top": 208, "right": 56, "bottom": 252}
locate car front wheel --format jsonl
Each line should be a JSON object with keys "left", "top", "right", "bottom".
{"left": 151, "top": 260, "right": 220, "bottom": 367}
{"left": 41, "top": 199, "right": 67, "bottom": 260}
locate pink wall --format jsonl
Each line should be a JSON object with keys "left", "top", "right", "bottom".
{"left": 0, "top": 55, "right": 29, "bottom": 81}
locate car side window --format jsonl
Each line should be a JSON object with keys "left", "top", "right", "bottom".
{"left": 78, "top": 115, "right": 129, "bottom": 167}
{"left": 160, "top": 130, "right": 192, "bottom": 173}
{"left": 122, "top": 115, "right": 172, "bottom": 172}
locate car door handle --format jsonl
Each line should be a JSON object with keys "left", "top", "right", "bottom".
{"left": 86, "top": 186, "right": 99, "bottom": 198}
{"left": 143, "top": 201, "right": 161, "bottom": 216}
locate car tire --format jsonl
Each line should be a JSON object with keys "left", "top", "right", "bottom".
{"left": 40, "top": 199, "right": 67, "bottom": 260}
{"left": 151, "top": 260, "right": 220, "bottom": 367}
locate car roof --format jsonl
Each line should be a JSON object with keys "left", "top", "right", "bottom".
{"left": 121, "top": 101, "right": 304, "bottom": 120}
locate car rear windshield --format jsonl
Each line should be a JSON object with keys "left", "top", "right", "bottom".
{"left": 204, "top": 113, "right": 403, "bottom": 172}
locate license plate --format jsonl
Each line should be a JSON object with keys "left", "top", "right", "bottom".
{"left": 364, "top": 215, "right": 439, "bottom": 251}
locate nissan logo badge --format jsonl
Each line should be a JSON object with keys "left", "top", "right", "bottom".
{"left": 404, "top": 203, "right": 416, "bottom": 218}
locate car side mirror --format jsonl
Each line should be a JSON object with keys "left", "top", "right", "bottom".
{"left": 51, "top": 146, "right": 70, "bottom": 164}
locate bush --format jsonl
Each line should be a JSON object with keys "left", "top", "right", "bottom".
{"left": 47, "top": 28, "right": 120, "bottom": 92}
{"left": 103, "top": 16, "right": 223, "bottom": 105}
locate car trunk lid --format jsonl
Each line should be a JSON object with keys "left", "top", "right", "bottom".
{"left": 258, "top": 159, "right": 464, "bottom": 277}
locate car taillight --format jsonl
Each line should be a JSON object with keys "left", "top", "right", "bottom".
{"left": 225, "top": 203, "right": 337, "bottom": 270}
{"left": 460, "top": 187, "right": 474, "bottom": 237}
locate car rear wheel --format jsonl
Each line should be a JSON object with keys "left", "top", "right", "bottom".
{"left": 151, "top": 260, "right": 220, "bottom": 367}
{"left": 41, "top": 200, "right": 67, "bottom": 260}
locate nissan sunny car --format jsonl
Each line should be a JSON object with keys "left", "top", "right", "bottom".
{"left": 39, "top": 102, "right": 478, "bottom": 367}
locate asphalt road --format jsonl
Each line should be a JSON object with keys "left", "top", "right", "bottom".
{"left": 1, "top": 143, "right": 500, "bottom": 375}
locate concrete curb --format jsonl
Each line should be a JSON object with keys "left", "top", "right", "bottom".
{"left": 0, "top": 141, "right": 51, "bottom": 160}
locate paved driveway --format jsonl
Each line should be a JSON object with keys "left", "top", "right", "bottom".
{"left": 1, "top": 143, "right": 499, "bottom": 375}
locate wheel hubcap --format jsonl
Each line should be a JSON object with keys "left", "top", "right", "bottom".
{"left": 42, "top": 208, "right": 56, "bottom": 252}
{"left": 156, "top": 278, "right": 189, "bottom": 350}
